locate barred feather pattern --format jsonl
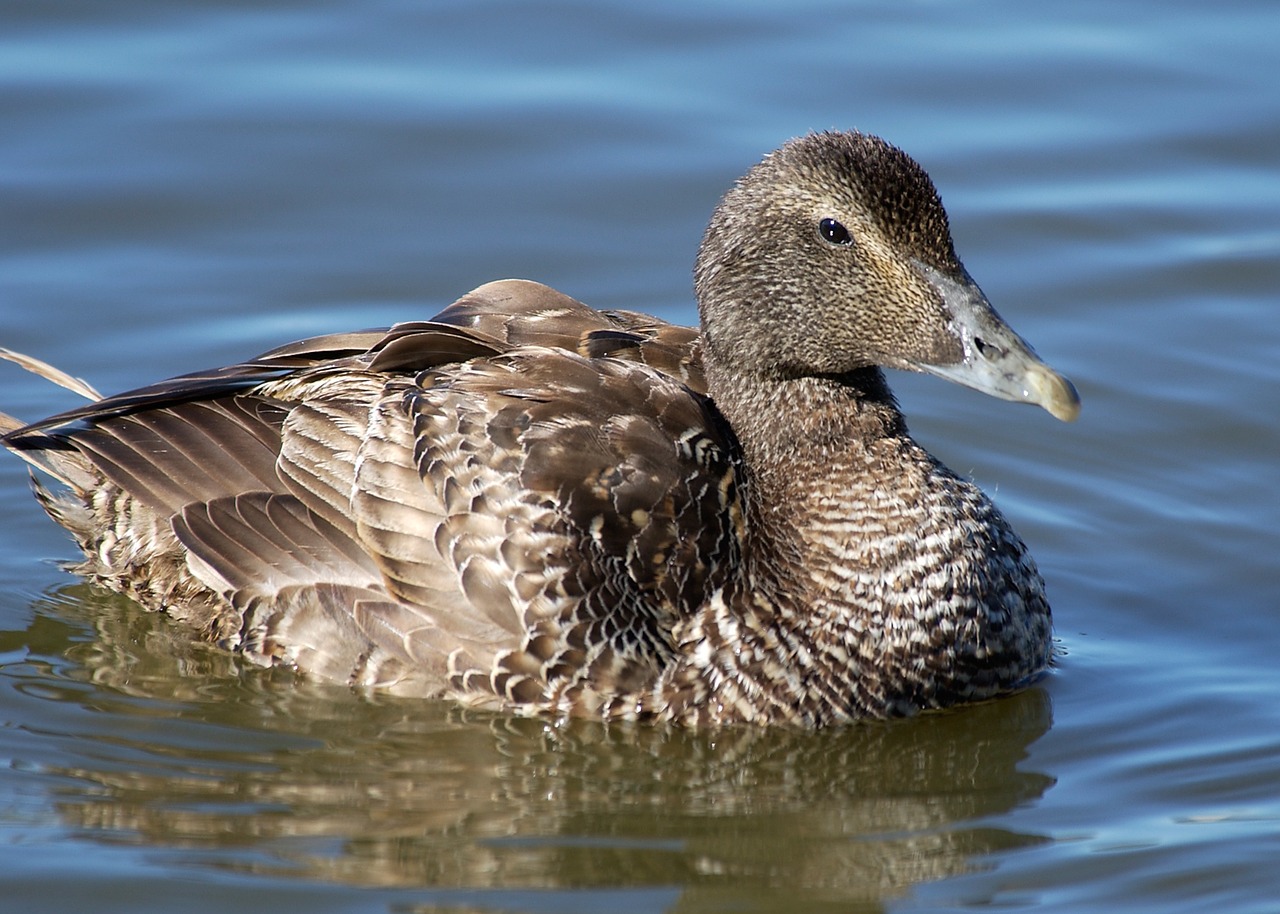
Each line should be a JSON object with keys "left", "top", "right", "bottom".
{"left": 655, "top": 442, "right": 1050, "bottom": 726}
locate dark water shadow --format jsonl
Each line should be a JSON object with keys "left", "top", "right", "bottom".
{"left": 2, "top": 583, "right": 1057, "bottom": 912}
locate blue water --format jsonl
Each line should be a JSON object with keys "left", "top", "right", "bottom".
{"left": 2, "top": 2, "right": 1279, "bottom": 911}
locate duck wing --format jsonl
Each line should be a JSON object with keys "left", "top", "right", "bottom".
{"left": 258, "top": 281, "right": 739, "bottom": 711}
{"left": 4, "top": 280, "right": 742, "bottom": 713}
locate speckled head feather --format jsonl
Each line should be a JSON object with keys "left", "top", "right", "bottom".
{"left": 737, "top": 131, "right": 959, "bottom": 269}
{"left": 0, "top": 130, "right": 1079, "bottom": 726}
{"left": 695, "top": 131, "right": 970, "bottom": 383}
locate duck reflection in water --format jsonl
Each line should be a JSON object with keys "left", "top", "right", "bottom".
{"left": 25, "top": 582, "right": 1055, "bottom": 903}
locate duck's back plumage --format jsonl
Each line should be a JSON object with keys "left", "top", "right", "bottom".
{"left": 6, "top": 281, "right": 751, "bottom": 717}
{"left": 2, "top": 131, "right": 1079, "bottom": 725}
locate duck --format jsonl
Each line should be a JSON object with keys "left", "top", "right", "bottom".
{"left": 0, "top": 131, "right": 1079, "bottom": 726}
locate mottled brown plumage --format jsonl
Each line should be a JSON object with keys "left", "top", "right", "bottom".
{"left": 0, "top": 131, "right": 1079, "bottom": 725}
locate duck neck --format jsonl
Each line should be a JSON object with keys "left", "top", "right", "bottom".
{"left": 706, "top": 361, "right": 906, "bottom": 468}
{"left": 705, "top": 362, "right": 912, "bottom": 585}
{"left": 680, "top": 361, "right": 928, "bottom": 724}
{"left": 716, "top": 358, "right": 926, "bottom": 586}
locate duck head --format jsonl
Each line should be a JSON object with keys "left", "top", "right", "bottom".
{"left": 694, "top": 131, "right": 1080, "bottom": 421}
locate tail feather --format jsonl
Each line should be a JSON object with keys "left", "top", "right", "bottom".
{"left": 2, "top": 348, "right": 104, "bottom": 490}
{"left": 0, "top": 348, "right": 103, "bottom": 401}
{"left": 0, "top": 410, "right": 23, "bottom": 435}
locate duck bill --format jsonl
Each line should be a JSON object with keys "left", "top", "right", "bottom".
{"left": 910, "top": 265, "right": 1081, "bottom": 422}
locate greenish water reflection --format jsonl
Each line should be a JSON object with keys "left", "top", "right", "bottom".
{"left": 4, "top": 584, "right": 1054, "bottom": 910}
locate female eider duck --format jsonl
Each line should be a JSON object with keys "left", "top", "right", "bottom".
{"left": 0, "top": 131, "right": 1079, "bottom": 726}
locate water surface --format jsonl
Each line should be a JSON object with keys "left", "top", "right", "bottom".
{"left": 2, "top": 2, "right": 1278, "bottom": 911}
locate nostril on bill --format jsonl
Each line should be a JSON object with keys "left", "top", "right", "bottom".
{"left": 973, "top": 337, "right": 1006, "bottom": 360}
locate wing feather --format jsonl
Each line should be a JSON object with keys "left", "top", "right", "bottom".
{"left": 3, "top": 280, "right": 743, "bottom": 714}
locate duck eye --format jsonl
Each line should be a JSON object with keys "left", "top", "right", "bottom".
{"left": 818, "top": 217, "right": 853, "bottom": 246}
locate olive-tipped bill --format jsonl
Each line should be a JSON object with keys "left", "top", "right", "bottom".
{"left": 910, "top": 265, "right": 1080, "bottom": 422}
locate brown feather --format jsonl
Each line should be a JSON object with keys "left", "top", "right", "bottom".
{"left": 1, "top": 133, "right": 1072, "bottom": 725}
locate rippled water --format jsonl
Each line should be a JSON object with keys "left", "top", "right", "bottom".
{"left": 2, "top": 2, "right": 1278, "bottom": 911}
